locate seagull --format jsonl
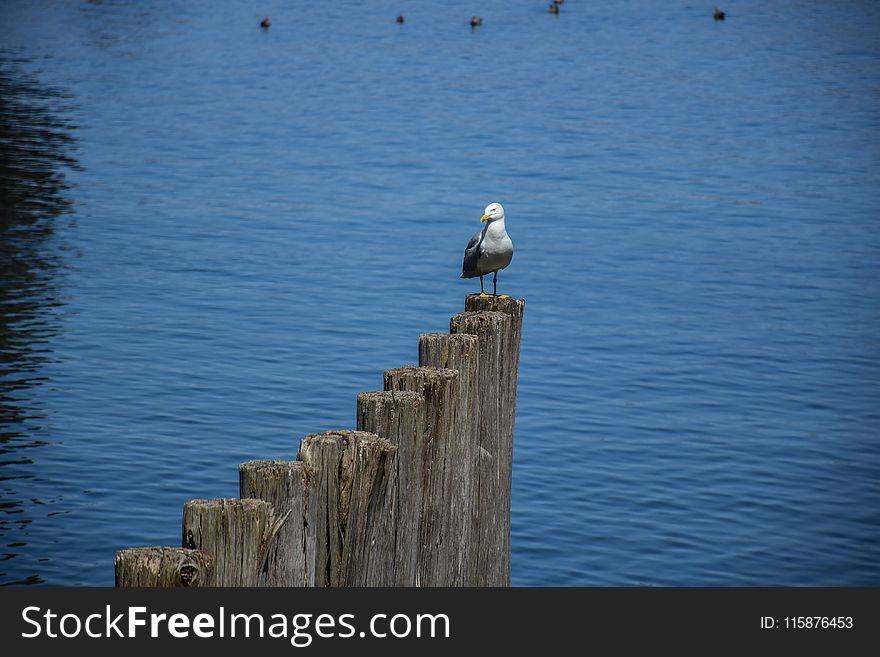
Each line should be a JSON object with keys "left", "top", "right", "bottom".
{"left": 461, "top": 202, "right": 514, "bottom": 297}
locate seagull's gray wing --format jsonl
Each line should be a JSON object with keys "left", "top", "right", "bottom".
{"left": 460, "top": 228, "right": 486, "bottom": 278}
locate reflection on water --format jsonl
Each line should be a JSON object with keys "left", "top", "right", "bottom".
{"left": 0, "top": 59, "right": 78, "bottom": 585}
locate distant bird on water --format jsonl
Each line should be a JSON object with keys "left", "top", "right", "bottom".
{"left": 261, "top": 16, "right": 271, "bottom": 29}
{"left": 470, "top": 16, "right": 483, "bottom": 28}
{"left": 461, "top": 202, "right": 514, "bottom": 297}
{"left": 713, "top": 7, "right": 726, "bottom": 20}
{"left": 396, "top": 15, "right": 405, "bottom": 24}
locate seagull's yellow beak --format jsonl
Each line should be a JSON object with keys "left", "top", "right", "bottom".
{"left": 480, "top": 214, "right": 490, "bottom": 222}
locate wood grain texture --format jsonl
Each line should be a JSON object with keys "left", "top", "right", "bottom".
{"left": 297, "top": 430, "right": 397, "bottom": 586}
{"left": 418, "top": 332, "right": 480, "bottom": 585}
{"left": 182, "top": 498, "right": 274, "bottom": 586}
{"left": 461, "top": 294, "right": 526, "bottom": 583}
{"left": 383, "top": 365, "right": 461, "bottom": 586}
{"left": 464, "top": 294, "right": 525, "bottom": 448}
{"left": 115, "top": 547, "right": 214, "bottom": 587}
{"left": 239, "top": 460, "right": 316, "bottom": 586}
{"left": 450, "top": 295, "right": 523, "bottom": 586}
{"left": 357, "top": 390, "right": 425, "bottom": 586}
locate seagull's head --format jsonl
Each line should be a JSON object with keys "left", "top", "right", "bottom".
{"left": 480, "top": 202, "right": 505, "bottom": 223}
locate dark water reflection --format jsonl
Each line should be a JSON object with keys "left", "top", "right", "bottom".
{"left": 0, "top": 60, "right": 79, "bottom": 585}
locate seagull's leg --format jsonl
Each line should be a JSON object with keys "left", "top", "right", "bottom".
{"left": 479, "top": 275, "right": 487, "bottom": 297}
{"left": 494, "top": 270, "right": 510, "bottom": 298}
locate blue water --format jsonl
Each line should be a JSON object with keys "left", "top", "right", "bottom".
{"left": 1, "top": 0, "right": 878, "bottom": 586}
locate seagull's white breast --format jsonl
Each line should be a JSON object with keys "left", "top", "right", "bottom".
{"left": 478, "top": 219, "right": 514, "bottom": 273}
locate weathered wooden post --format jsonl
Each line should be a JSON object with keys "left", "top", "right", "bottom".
{"left": 115, "top": 547, "right": 214, "bottom": 587}
{"left": 182, "top": 498, "right": 275, "bottom": 586}
{"left": 114, "top": 295, "right": 524, "bottom": 589}
{"left": 357, "top": 390, "right": 425, "bottom": 586}
{"left": 417, "top": 332, "right": 480, "bottom": 585}
{"left": 297, "top": 430, "right": 397, "bottom": 586}
{"left": 239, "top": 460, "right": 316, "bottom": 586}
{"left": 466, "top": 294, "right": 524, "bottom": 585}
{"left": 464, "top": 294, "right": 525, "bottom": 449}
{"left": 383, "top": 366, "right": 461, "bottom": 586}
{"left": 451, "top": 294, "right": 525, "bottom": 586}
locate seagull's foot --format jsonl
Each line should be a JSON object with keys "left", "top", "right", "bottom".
{"left": 498, "top": 294, "right": 510, "bottom": 298}
{"left": 479, "top": 292, "right": 489, "bottom": 297}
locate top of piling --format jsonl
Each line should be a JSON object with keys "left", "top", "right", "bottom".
{"left": 300, "top": 429, "right": 396, "bottom": 454}
{"left": 358, "top": 390, "right": 424, "bottom": 403}
{"left": 384, "top": 365, "right": 459, "bottom": 381}
{"left": 464, "top": 294, "right": 525, "bottom": 316}
{"left": 183, "top": 498, "right": 273, "bottom": 512}
{"left": 240, "top": 460, "right": 305, "bottom": 473}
